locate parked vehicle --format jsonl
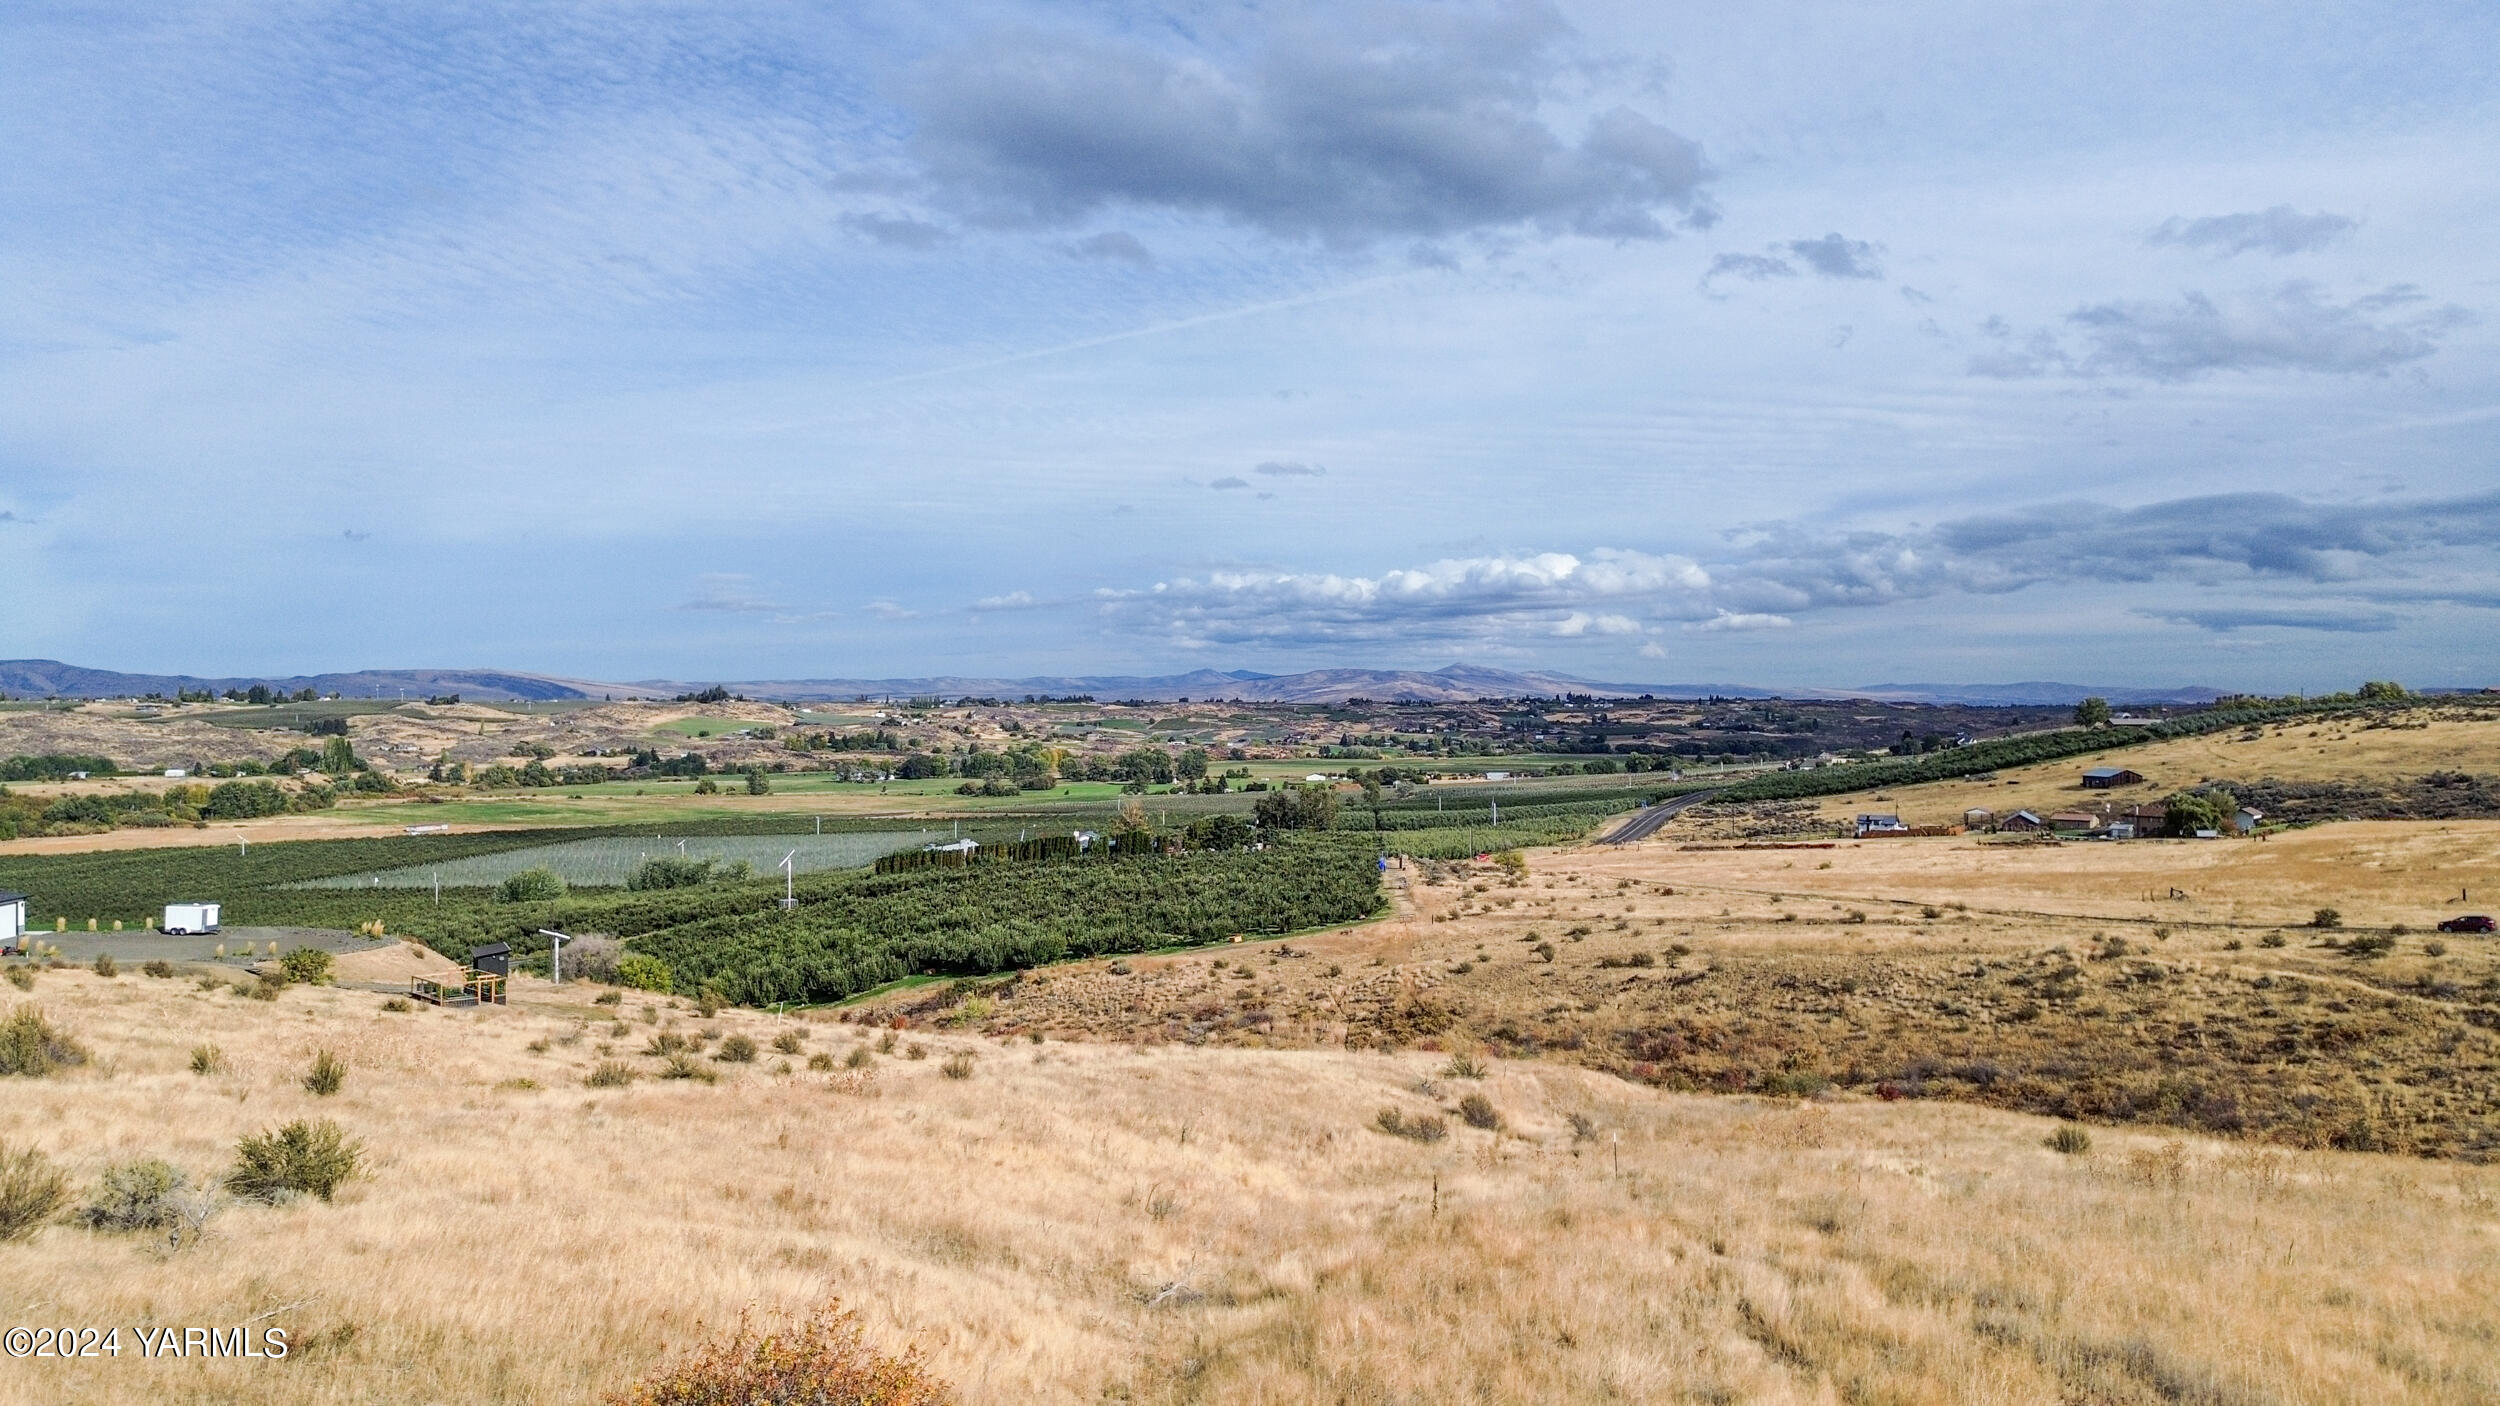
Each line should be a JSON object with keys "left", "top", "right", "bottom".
{"left": 160, "top": 902, "right": 222, "bottom": 935}
{"left": 2437, "top": 915, "right": 2496, "bottom": 934}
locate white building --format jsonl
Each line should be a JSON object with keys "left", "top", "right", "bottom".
{"left": 0, "top": 892, "right": 26, "bottom": 948}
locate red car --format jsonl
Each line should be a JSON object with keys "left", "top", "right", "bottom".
{"left": 2438, "top": 915, "right": 2496, "bottom": 934}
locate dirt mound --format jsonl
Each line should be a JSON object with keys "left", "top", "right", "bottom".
{"left": 330, "top": 939, "right": 465, "bottom": 986}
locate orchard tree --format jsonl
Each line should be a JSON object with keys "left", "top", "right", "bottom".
{"left": 319, "top": 734, "right": 358, "bottom": 775}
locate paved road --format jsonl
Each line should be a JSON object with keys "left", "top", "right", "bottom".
{"left": 4, "top": 926, "right": 386, "bottom": 964}
{"left": 1598, "top": 789, "right": 1720, "bottom": 845}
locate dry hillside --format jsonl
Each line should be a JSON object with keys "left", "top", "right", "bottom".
{"left": 5, "top": 967, "right": 2499, "bottom": 1404}
{"left": 921, "top": 821, "right": 2500, "bottom": 1157}
{"left": 1777, "top": 708, "right": 2500, "bottom": 832}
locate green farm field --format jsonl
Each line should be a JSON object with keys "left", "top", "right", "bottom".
{"left": 291, "top": 829, "right": 943, "bottom": 888}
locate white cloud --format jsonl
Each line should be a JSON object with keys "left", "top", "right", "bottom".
{"left": 1553, "top": 611, "right": 1643, "bottom": 636}
{"left": 1098, "top": 548, "right": 1714, "bottom": 648}
{"left": 1689, "top": 610, "right": 1793, "bottom": 632}
{"left": 1096, "top": 490, "right": 2500, "bottom": 654}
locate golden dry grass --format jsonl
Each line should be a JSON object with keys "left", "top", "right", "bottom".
{"left": 1604, "top": 818, "right": 2500, "bottom": 931}
{"left": 1795, "top": 708, "right": 2500, "bottom": 831}
{"left": 6, "top": 966, "right": 2499, "bottom": 1403}
{"left": 964, "top": 821, "right": 2500, "bottom": 1154}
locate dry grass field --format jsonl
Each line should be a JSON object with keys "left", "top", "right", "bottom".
{"left": 7, "top": 965, "right": 2500, "bottom": 1404}
{"left": 1783, "top": 708, "right": 2500, "bottom": 832}
{"left": 945, "top": 821, "right": 2500, "bottom": 1156}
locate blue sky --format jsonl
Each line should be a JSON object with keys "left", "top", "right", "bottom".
{"left": 4, "top": 1, "right": 2496, "bottom": 690}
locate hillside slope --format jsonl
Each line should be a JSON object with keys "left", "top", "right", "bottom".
{"left": 5, "top": 969, "right": 2496, "bottom": 1403}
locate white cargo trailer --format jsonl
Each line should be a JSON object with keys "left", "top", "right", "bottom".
{"left": 0, "top": 892, "right": 27, "bottom": 950}
{"left": 161, "top": 902, "right": 221, "bottom": 935}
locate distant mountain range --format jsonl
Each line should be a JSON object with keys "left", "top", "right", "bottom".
{"left": 0, "top": 659, "right": 2233, "bottom": 708}
{"left": 0, "top": 660, "right": 591, "bottom": 702}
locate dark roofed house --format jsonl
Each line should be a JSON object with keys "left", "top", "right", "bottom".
{"left": 2081, "top": 767, "right": 2143, "bottom": 789}
{"left": 1999, "top": 810, "right": 2047, "bottom": 832}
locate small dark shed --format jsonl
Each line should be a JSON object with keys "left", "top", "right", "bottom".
{"left": 471, "top": 942, "right": 512, "bottom": 978}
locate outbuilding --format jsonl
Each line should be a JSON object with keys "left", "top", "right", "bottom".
{"left": 2048, "top": 810, "right": 2099, "bottom": 832}
{"left": 1963, "top": 808, "right": 1996, "bottom": 828}
{"left": 1999, "top": 810, "right": 2047, "bottom": 832}
{"left": 2081, "top": 767, "right": 2144, "bottom": 789}
{"left": 470, "top": 942, "right": 512, "bottom": 978}
{"left": 0, "top": 892, "right": 27, "bottom": 949}
{"left": 2235, "top": 807, "right": 2265, "bottom": 834}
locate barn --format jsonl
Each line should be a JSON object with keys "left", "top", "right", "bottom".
{"left": 2081, "top": 767, "right": 2144, "bottom": 789}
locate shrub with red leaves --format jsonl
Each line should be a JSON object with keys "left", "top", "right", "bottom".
{"left": 606, "top": 1301, "right": 950, "bottom": 1406}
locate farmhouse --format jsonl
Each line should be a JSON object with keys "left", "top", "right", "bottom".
{"left": 1999, "top": 810, "right": 2047, "bottom": 832}
{"left": 2048, "top": 810, "right": 2099, "bottom": 832}
{"left": 1855, "top": 813, "right": 1908, "bottom": 836}
{"left": 2081, "top": 767, "right": 2144, "bottom": 788}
